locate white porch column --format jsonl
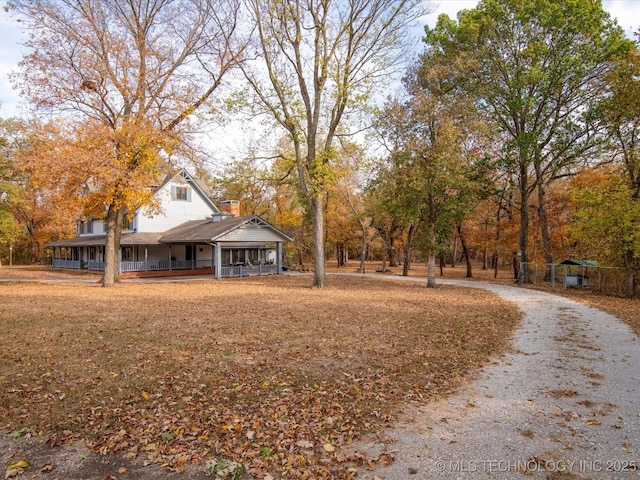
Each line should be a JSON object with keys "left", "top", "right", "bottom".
{"left": 276, "top": 242, "right": 283, "bottom": 274}
{"left": 144, "top": 247, "right": 148, "bottom": 271}
{"left": 215, "top": 242, "right": 222, "bottom": 279}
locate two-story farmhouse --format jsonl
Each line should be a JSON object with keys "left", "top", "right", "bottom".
{"left": 46, "top": 169, "right": 292, "bottom": 279}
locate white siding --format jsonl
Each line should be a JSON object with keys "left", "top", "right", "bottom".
{"left": 136, "top": 179, "right": 215, "bottom": 233}
{"left": 222, "top": 225, "right": 286, "bottom": 242}
{"left": 93, "top": 219, "right": 106, "bottom": 235}
{"left": 196, "top": 245, "right": 214, "bottom": 261}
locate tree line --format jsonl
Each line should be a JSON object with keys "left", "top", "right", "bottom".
{"left": 1, "top": 0, "right": 639, "bottom": 296}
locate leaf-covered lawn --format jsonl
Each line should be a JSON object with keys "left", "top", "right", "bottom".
{"left": 0, "top": 275, "right": 519, "bottom": 478}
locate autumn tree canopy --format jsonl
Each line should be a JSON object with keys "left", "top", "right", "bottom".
{"left": 423, "top": 0, "right": 632, "bottom": 283}
{"left": 9, "top": 0, "right": 246, "bottom": 285}
{"left": 239, "top": 0, "right": 427, "bottom": 288}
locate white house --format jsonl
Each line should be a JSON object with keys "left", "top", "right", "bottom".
{"left": 47, "top": 169, "right": 292, "bottom": 279}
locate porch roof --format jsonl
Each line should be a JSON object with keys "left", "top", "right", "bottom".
{"left": 47, "top": 232, "right": 163, "bottom": 248}
{"left": 159, "top": 216, "right": 248, "bottom": 243}
{"left": 159, "top": 215, "right": 293, "bottom": 243}
{"left": 46, "top": 215, "right": 292, "bottom": 248}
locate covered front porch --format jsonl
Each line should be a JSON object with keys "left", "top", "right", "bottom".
{"left": 47, "top": 216, "right": 291, "bottom": 279}
{"left": 49, "top": 243, "right": 282, "bottom": 279}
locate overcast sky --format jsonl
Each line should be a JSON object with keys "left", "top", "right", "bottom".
{"left": 1, "top": 1, "right": 638, "bottom": 119}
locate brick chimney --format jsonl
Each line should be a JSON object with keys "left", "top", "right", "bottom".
{"left": 219, "top": 200, "right": 240, "bottom": 217}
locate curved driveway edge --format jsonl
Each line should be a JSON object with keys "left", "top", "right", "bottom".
{"left": 342, "top": 275, "right": 640, "bottom": 480}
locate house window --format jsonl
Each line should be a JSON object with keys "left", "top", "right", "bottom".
{"left": 122, "top": 216, "right": 131, "bottom": 231}
{"left": 176, "top": 187, "right": 188, "bottom": 200}
{"left": 77, "top": 220, "right": 93, "bottom": 235}
{"left": 172, "top": 185, "right": 190, "bottom": 201}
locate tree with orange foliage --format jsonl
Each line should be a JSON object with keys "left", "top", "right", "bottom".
{"left": 9, "top": 0, "right": 246, "bottom": 286}
{"left": 1, "top": 118, "right": 79, "bottom": 264}
{"left": 0, "top": 117, "right": 29, "bottom": 263}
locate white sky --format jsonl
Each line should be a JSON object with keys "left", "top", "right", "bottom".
{"left": 1, "top": 1, "right": 638, "bottom": 119}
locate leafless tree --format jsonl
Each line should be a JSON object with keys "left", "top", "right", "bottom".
{"left": 241, "top": 0, "right": 427, "bottom": 287}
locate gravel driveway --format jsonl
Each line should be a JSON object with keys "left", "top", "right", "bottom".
{"left": 354, "top": 278, "right": 640, "bottom": 479}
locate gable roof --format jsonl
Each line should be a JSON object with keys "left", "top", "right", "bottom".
{"left": 156, "top": 168, "right": 218, "bottom": 213}
{"left": 159, "top": 215, "right": 293, "bottom": 244}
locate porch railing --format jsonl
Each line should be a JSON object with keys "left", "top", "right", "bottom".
{"left": 88, "top": 261, "right": 104, "bottom": 271}
{"left": 119, "top": 259, "right": 214, "bottom": 272}
{"left": 54, "top": 258, "right": 279, "bottom": 278}
{"left": 52, "top": 259, "right": 82, "bottom": 269}
{"left": 220, "top": 264, "right": 278, "bottom": 277}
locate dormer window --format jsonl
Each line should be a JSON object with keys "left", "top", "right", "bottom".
{"left": 77, "top": 220, "right": 93, "bottom": 235}
{"left": 172, "top": 185, "right": 191, "bottom": 201}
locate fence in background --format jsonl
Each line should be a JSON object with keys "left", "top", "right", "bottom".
{"left": 519, "top": 262, "right": 630, "bottom": 296}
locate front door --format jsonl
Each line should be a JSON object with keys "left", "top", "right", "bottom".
{"left": 186, "top": 245, "right": 196, "bottom": 267}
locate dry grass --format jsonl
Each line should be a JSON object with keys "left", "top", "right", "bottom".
{"left": 0, "top": 271, "right": 519, "bottom": 478}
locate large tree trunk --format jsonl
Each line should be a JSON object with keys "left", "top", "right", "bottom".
{"left": 385, "top": 221, "right": 401, "bottom": 267}
{"left": 518, "top": 165, "right": 531, "bottom": 284}
{"left": 387, "top": 241, "right": 397, "bottom": 267}
{"left": 402, "top": 223, "right": 415, "bottom": 276}
{"left": 426, "top": 222, "right": 437, "bottom": 288}
{"left": 311, "top": 195, "right": 326, "bottom": 288}
{"left": 624, "top": 248, "right": 636, "bottom": 298}
{"left": 359, "top": 220, "right": 367, "bottom": 274}
{"left": 102, "top": 205, "right": 118, "bottom": 287}
{"left": 337, "top": 243, "right": 346, "bottom": 267}
{"left": 537, "top": 181, "right": 554, "bottom": 281}
{"left": 102, "top": 206, "right": 124, "bottom": 287}
{"left": 457, "top": 224, "right": 472, "bottom": 278}
{"left": 450, "top": 231, "right": 457, "bottom": 267}
{"left": 380, "top": 245, "right": 387, "bottom": 272}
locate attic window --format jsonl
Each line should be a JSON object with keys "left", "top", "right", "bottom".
{"left": 172, "top": 185, "right": 191, "bottom": 202}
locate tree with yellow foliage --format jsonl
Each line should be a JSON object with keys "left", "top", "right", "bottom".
{"left": 9, "top": 0, "right": 246, "bottom": 286}
{"left": 569, "top": 168, "right": 640, "bottom": 297}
